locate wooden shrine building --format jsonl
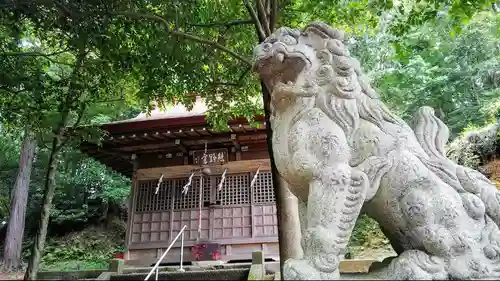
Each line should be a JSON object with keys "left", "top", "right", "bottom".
{"left": 80, "top": 96, "right": 279, "bottom": 266}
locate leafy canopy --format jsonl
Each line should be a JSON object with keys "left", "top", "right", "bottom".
{"left": 3, "top": 0, "right": 496, "bottom": 129}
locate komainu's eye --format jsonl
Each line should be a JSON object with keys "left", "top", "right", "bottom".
{"left": 262, "top": 43, "right": 272, "bottom": 52}
{"left": 265, "top": 34, "right": 277, "bottom": 44}
{"left": 282, "top": 35, "right": 297, "bottom": 45}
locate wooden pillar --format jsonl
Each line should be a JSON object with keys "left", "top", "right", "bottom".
{"left": 124, "top": 154, "right": 138, "bottom": 260}
{"left": 278, "top": 177, "right": 303, "bottom": 261}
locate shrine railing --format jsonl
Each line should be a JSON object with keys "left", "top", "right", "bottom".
{"left": 144, "top": 225, "right": 187, "bottom": 281}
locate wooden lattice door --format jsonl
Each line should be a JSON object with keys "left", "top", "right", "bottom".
{"left": 211, "top": 173, "right": 252, "bottom": 240}
{"left": 252, "top": 171, "right": 278, "bottom": 237}
{"left": 131, "top": 180, "right": 174, "bottom": 243}
{"left": 131, "top": 171, "right": 277, "bottom": 246}
{"left": 171, "top": 176, "right": 211, "bottom": 241}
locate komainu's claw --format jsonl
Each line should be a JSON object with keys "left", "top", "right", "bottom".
{"left": 283, "top": 259, "right": 321, "bottom": 280}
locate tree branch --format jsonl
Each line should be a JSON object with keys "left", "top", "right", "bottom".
{"left": 38, "top": 133, "right": 53, "bottom": 151}
{"left": 92, "top": 97, "right": 125, "bottom": 104}
{"left": 270, "top": 0, "right": 278, "bottom": 32}
{"left": 110, "top": 11, "right": 252, "bottom": 66}
{"left": 255, "top": 0, "right": 271, "bottom": 36}
{"left": 243, "top": 0, "right": 266, "bottom": 41}
{"left": 215, "top": 66, "right": 251, "bottom": 87}
{"left": 57, "top": 104, "right": 87, "bottom": 151}
{"left": 1, "top": 49, "right": 74, "bottom": 66}
{"left": 0, "top": 86, "right": 27, "bottom": 95}
{"left": 2, "top": 48, "right": 70, "bottom": 57}
{"left": 174, "top": 4, "right": 179, "bottom": 31}
{"left": 188, "top": 19, "right": 254, "bottom": 28}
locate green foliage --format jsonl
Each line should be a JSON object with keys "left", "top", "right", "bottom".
{"left": 346, "top": 215, "right": 393, "bottom": 258}
{"left": 28, "top": 149, "right": 130, "bottom": 229}
{"left": 447, "top": 122, "right": 500, "bottom": 168}
{"left": 50, "top": 150, "right": 130, "bottom": 225}
{"left": 4, "top": 0, "right": 491, "bottom": 130}
{"left": 39, "top": 223, "right": 125, "bottom": 271}
{"left": 351, "top": 11, "right": 500, "bottom": 135}
{"left": 348, "top": 215, "right": 388, "bottom": 247}
{"left": 0, "top": 127, "right": 130, "bottom": 234}
{"left": 40, "top": 260, "right": 109, "bottom": 271}
{"left": 386, "top": 0, "right": 497, "bottom": 36}
{"left": 281, "top": 0, "right": 381, "bottom": 35}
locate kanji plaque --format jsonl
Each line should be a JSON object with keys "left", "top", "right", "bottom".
{"left": 193, "top": 148, "right": 228, "bottom": 165}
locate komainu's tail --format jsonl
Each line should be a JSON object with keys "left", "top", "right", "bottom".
{"left": 411, "top": 106, "right": 500, "bottom": 227}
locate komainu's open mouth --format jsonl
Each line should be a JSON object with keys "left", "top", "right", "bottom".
{"left": 252, "top": 29, "right": 311, "bottom": 90}
{"left": 254, "top": 52, "right": 308, "bottom": 90}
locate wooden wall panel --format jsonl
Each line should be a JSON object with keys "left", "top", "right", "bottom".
{"left": 212, "top": 207, "right": 252, "bottom": 239}
{"left": 241, "top": 150, "right": 268, "bottom": 161}
{"left": 136, "top": 145, "right": 269, "bottom": 170}
{"left": 253, "top": 205, "right": 278, "bottom": 237}
{"left": 136, "top": 159, "right": 271, "bottom": 180}
{"left": 138, "top": 153, "right": 185, "bottom": 169}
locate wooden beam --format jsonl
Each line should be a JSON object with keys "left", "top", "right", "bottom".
{"left": 238, "top": 133, "right": 266, "bottom": 142}
{"left": 231, "top": 134, "right": 241, "bottom": 150}
{"left": 174, "top": 129, "right": 189, "bottom": 138}
{"left": 102, "top": 136, "right": 115, "bottom": 143}
{"left": 105, "top": 135, "right": 129, "bottom": 145}
{"left": 107, "top": 133, "right": 266, "bottom": 153}
{"left": 200, "top": 127, "right": 212, "bottom": 136}
{"left": 175, "top": 139, "right": 188, "bottom": 154}
{"left": 141, "top": 132, "right": 157, "bottom": 141}
{"left": 82, "top": 144, "right": 134, "bottom": 161}
{"left": 108, "top": 141, "right": 176, "bottom": 152}
{"left": 189, "top": 128, "right": 201, "bottom": 137}
{"left": 238, "top": 124, "right": 247, "bottom": 133}
{"left": 101, "top": 114, "right": 266, "bottom": 135}
{"left": 151, "top": 131, "right": 166, "bottom": 141}
{"left": 136, "top": 159, "right": 271, "bottom": 180}
{"left": 94, "top": 156, "right": 131, "bottom": 176}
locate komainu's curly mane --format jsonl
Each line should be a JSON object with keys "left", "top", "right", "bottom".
{"left": 303, "top": 22, "right": 401, "bottom": 138}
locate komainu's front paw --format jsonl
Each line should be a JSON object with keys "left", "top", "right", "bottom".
{"left": 283, "top": 258, "right": 320, "bottom": 280}
{"left": 284, "top": 258, "right": 341, "bottom": 280}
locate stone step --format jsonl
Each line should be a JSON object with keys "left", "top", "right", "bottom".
{"left": 110, "top": 268, "right": 250, "bottom": 281}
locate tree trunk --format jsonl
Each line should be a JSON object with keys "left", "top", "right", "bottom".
{"left": 261, "top": 82, "right": 288, "bottom": 277}
{"left": 23, "top": 136, "right": 61, "bottom": 281}
{"left": 23, "top": 44, "right": 84, "bottom": 280}
{"left": 2, "top": 129, "right": 37, "bottom": 271}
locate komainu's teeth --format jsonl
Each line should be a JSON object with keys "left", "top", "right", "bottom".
{"left": 276, "top": 53, "right": 284, "bottom": 62}
{"left": 287, "top": 81, "right": 293, "bottom": 86}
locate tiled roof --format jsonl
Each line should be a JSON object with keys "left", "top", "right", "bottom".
{"left": 111, "top": 96, "right": 207, "bottom": 124}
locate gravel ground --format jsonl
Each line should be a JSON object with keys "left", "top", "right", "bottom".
{"left": 0, "top": 272, "right": 24, "bottom": 280}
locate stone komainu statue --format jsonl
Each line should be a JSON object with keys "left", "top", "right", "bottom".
{"left": 252, "top": 22, "right": 500, "bottom": 280}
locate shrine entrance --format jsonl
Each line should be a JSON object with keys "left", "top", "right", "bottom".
{"left": 131, "top": 170, "right": 277, "bottom": 244}
{"left": 81, "top": 97, "right": 280, "bottom": 266}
